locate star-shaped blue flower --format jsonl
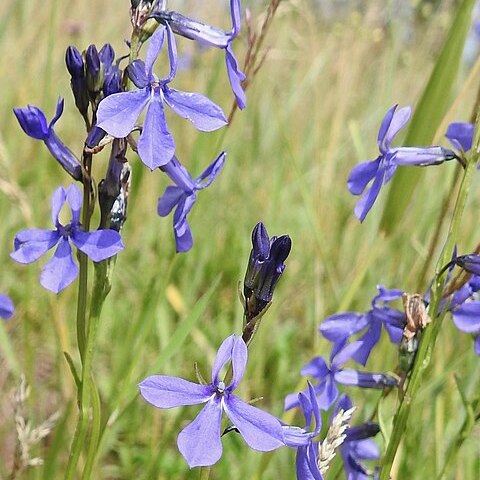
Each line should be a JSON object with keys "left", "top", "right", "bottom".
{"left": 11, "top": 185, "right": 124, "bottom": 293}
{"left": 97, "top": 25, "right": 227, "bottom": 170}
{"left": 157, "top": 152, "right": 226, "bottom": 252}
{"left": 139, "top": 334, "right": 285, "bottom": 467}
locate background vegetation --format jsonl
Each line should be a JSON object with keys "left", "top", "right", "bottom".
{"left": 0, "top": 0, "right": 478, "bottom": 478}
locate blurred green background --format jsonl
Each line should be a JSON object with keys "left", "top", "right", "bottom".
{"left": 0, "top": 0, "right": 479, "bottom": 478}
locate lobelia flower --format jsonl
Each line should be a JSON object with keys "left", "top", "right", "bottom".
{"left": 0, "top": 294, "right": 14, "bottom": 320}
{"left": 243, "top": 222, "right": 292, "bottom": 320}
{"left": 13, "top": 98, "right": 83, "bottom": 181}
{"left": 347, "top": 104, "right": 457, "bottom": 222}
{"left": 10, "top": 185, "right": 124, "bottom": 293}
{"left": 319, "top": 285, "right": 405, "bottom": 366}
{"left": 138, "top": 334, "right": 285, "bottom": 468}
{"left": 157, "top": 152, "right": 226, "bottom": 252}
{"left": 334, "top": 395, "right": 380, "bottom": 480}
{"left": 151, "top": 0, "right": 246, "bottom": 108}
{"left": 283, "top": 382, "right": 325, "bottom": 480}
{"left": 97, "top": 24, "right": 227, "bottom": 170}
{"left": 284, "top": 341, "right": 398, "bottom": 411}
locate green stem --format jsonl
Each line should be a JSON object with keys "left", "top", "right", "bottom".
{"left": 379, "top": 132, "right": 479, "bottom": 479}
{"left": 199, "top": 467, "right": 211, "bottom": 480}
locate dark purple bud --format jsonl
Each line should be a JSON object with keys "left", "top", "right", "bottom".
{"left": 99, "top": 43, "right": 115, "bottom": 69}
{"left": 86, "top": 44, "right": 104, "bottom": 94}
{"left": 13, "top": 106, "right": 48, "bottom": 140}
{"left": 243, "top": 223, "right": 291, "bottom": 320}
{"left": 345, "top": 422, "right": 380, "bottom": 442}
{"left": 65, "top": 46, "right": 85, "bottom": 79}
{"left": 103, "top": 67, "right": 122, "bottom": 97}
{"left": 127, "top": 60, "right": 149, "bottom": 89}
{"left": 452, "top": 254, "right": 480, "bottom": 276}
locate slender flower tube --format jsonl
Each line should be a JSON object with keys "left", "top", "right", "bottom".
{"left": 10, "top": 185, "right": 124, "bottom": 293}
{"left": 157, "top": 152, "right": 226, "bottom": 252}
{"left": 13, "top": 98, "right": 83, "bottom": 181}
{"left": 139, "top": 335, "right": 285, "bottom": 468}
{"left": 97, "top": 25, "right": 227, "bottom": 169}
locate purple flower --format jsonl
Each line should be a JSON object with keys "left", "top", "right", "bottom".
{"left": 157, "top": 152, "right": 225, "bottom": 253}
{"left": 152, "top": 0, "right": 246, "bottom": 108}
{"left": 138, "top": 334, "right": 285, "bottom": 468}
{"left": 0, "top": 294, "right": 14, "bottom": 320}
{"left": 319, "top": 286, "right": 405, "bottom": 365}
{"left": 97, "top": 25, "right": 227, "bottom": 170}
{"left": 284, "top": 342, "right": 397, "bottom": 411}
{"left": 243, "top": 222, "right": 292, "bottom": 319}
{"left": 10, "top": 185, "right": 124, "bottom": 293}
{"left": 283, "top": 382, "right": 324, "bottom": 480}
{"left": 335, "top": 395, "right": 380, "bottom": 480}
{"left": 445, "top": 122, "right": 474, "bottom": 153}
{"left": 451, "top": 254, "right": 480, "bottom": 276}
{"left": 13, "top": 98, "right": 83, "bottom": 181}
{"left": 348, "top": 105, "right": 456, "bottom": 222}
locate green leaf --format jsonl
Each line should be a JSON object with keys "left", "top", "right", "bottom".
{"left": 380, "top": 0, "right": 476, "bottom": 234}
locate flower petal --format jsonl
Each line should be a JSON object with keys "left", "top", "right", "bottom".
{"left": 40, "top": 238, "right": 78, "bottom": 293}
{"left": 353, "top": 167, "right": 386, "bottom": 222}
{"left": 225, "top": 44, "right": 246, "bottom": 109}
{"left": 0, "top": 294, "right": 14, "bottom": 320}
{"left": 137, "top": 96, "right": 175, "bottom": 169}
{"left": 211, "top": 334, "right": 235, "bottom": 384}
{"left": 66, "top": 184, "right": 83, "bottom": 225}
{"left": 157, "top": 186, "right": 184, "bottom": 217}
{"left": 452, "top": 303, "right": 480, "bottom": 333}
{"left": 446, "top": 122, "right": 474, "bottom": 152}
{"left": 301, "top": 356, "right": 330, "bottom": 380}
{"left": 163, "top": 87, "right": 227, "bottom": 131}
{"left": 177, "top": 397, "right": 223, "bottom": 467}
{"left": 347, "top": 158, "right": 380, "bottom": 196}
{"left": 50, "top": 186, "right": 67, "bottom": 226}
{"left": 381, "top": 105, "right": 411, "bottom": 150}
{"left": 229, "top": 336, "right": 248, "bottom": 391}
{"left": 296, "top": 446, "right": 319, "bottom": 480}
{"left": 138, "top": 375, "right": 213, "bottom": 408}
{"left": 196, "top": 151, "right": 226, "bottom": 189}
{"left": 145, "top": 26, "right": 166, "bottom": 77}
{"left": 13, "top": 105, "right": 49, "bottom": 140}
{"left": 334, "top": 369, "right": 397, "bottom": 389}
{"left": 11, "top": 229, "right": 59, "bottom": 264}
{"left": 351, "top": 320, "right": 382, "bottom": 366}
{"left": 96, "top": 88, "right": 150, "bottom": 138}
{"left": 319, "top": 312, "right": 368, "bottom": 343}
{"left": 71, "top": 229, "right": 124, "bottom": 262}
{"left": 223, "top": 395, "right": 284, "bottom": 451}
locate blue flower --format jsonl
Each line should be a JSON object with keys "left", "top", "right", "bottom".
{"left": 97, "top": 25, "right": 227, "bottom": 170}
{"left": 139, "top": 334, "right": 285, "bottom": 467}
{"left": 319, "top": 285, "right": 405, "bottom": 365}
{"left": 13, "top": 98, "right": 83, "bottom": 180}
{"left": 348, "top": 105, "right": 456, "bottom": 221}
{"left": 445, "top": 122, "right": 474, "bottom": 153}
{"left": 11, "top": 185, "right": 124, "bottom": 293}
{"left": 284, "top": 341, "right": 397, "bottom": 411}
{"left": 157, "top": 152, "right": 226, "bottom": 252}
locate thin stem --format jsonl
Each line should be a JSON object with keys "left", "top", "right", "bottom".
{"left": 378, "top": 125, "right": 479, "bottom": 479}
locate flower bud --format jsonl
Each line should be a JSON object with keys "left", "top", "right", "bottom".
{"left": 65, "top": 46, "right": 89, "bottom": 116}
{"left": 86, "top": 44, "right": 105, "bottom": 95}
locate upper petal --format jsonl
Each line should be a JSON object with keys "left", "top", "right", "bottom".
{"left": 445, "top": 122, "right": 474, "bottom": 152}
{"left": 353, "top": 167, "right": 386, "bottom": 222}
{"left": 229, "top": 336, "right": 248, "bottom": 391}
{"left": 71, "top": 229, "right": 124, "bottom": 262}
{"left": 211, "top": 334, "right": 236, "bottom": 384}
{"left": 223, "top": 395, "right": 285, "bottom": 451}
{"left": 96, "top": 89, "right": 150, "bottom": 138}
{"left": 145, "top": 25, "right": 166, "bottom": 77}
{"left": 225, "top": 45, "right": 246, "bottom": 110}
{"left": 50, "top": 186, "right": 67, "bottom": 226}
{"left": 163, "top": 87, "right": 228, "bottom": 131}
{"left": 157, "top": 186, "right": 184, "bottom": 217}
{"left": 40, "top": 238, "right": 78, "bottom": 293}
{"left": 65, "top": 184, "right": 83, "bottom": 225}
{"left": 10, "top": 229, "right": 59, "bottom": 264}
{"left": 196, "top": 151, "right": 227, "bottom": 189}
{"left": 138, "top": 375, "right": 213, "bottom": 408}
{"left": 137, "top": 96, "right": 175, "bottom": 169}
{"left": 13, "top": 105, "right": 49, "bottom": 140}
{"left": 300, "top": 356, "right": 330, "bottom": 380}
{"left": 177, "top": 397, "right": 223, "bottom": 467}
{"left": 381, "top": 105, "right": 411, "bottom": 151}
